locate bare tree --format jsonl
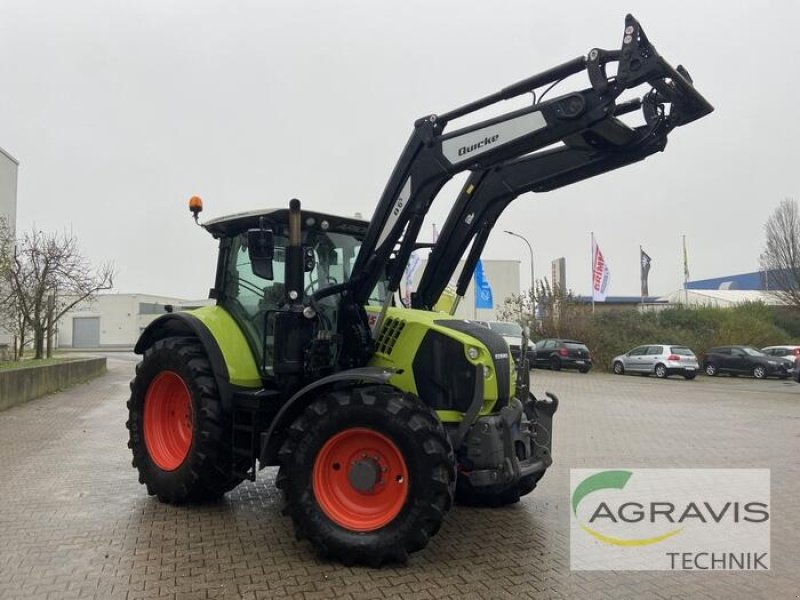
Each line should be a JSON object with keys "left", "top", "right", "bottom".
{"left": 1, "top": 225, "right": 114, "bottom": 359}
{"left": 760, "top": 198, "right": 800, "bottom": 307}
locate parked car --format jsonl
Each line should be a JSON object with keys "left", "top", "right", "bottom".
{"left": 702, "top": 346, "right": 793, "bottom": 379}
{"left": 611, "top": 344, "right": 699, "bottom": 380}
{"left": 761, "top": 345, "right": 800, "bottom": 364}
{"left": 532, "top": 338, "right": 592, "bottom": 373}
{"left": 474, "top": 320, "right": 534, "bottom": 366}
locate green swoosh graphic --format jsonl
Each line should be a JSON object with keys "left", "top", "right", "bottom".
{"left": 571, "top": 470, "right": 632, "bottom": 516}
{"left": 572, "top": 470, "right": 682, "bottom": 546}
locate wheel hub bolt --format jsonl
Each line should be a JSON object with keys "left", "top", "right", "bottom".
{"left": 349, "top": 458, "right": 382, "bottom": 492}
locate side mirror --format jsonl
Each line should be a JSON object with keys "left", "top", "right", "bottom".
{"left": 247, "top": 229, "right": 274, "bottom": 280}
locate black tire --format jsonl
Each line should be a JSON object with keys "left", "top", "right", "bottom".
{"left": 277, "top": 385, "right": 455, "bottom": 566}
{"left": 550, "top": 356, "right": 562, "bottom": 371}
{"left": 456, "top": 471, "right": 543, "bottom": 508}
{"left": 684, "top": 372, "right": 697, "bottom": 380}
{"left": 704, "top": 363, "right": 719, "bottom": 376}
{"left": 655, "top": 364, "right": 668, "bottom": 379}
{"left": 578, "top": 367, "right": 590, "bottom": 374}
{"left": 126, "top": 337, "right": 244, "bottom": 504}
{"left": 752, "top": 365, "right": 767, "bottom": 380}
{"left": 613, "top": 361, "right": 625, "bottom": 375}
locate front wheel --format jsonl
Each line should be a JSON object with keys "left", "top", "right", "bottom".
{"left": 277, "top": 386, "right": 455, "bottom": 566}
{"left": 613, "top": 361, "right": 625, "bottom": 375}
{"left": 753, "top": 365, "right": 768, "bottom": 379}
{"left": 126, "top": 337, "right": 243, "bottom": 504}
{"left": 705, "top": 363, "right": 719, "bottom": 376}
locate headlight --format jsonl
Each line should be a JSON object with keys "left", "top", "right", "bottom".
{"left": 467, "top": 346, "right": 480, "bottom": 360}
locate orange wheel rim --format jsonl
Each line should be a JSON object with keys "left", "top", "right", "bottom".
{"left": 313, "top": 427, "right": 409, "bottom": 532}
{"left": 143, "top": 371, "right": 193, "bottom": 471}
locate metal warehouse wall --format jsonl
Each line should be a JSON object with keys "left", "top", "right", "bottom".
{"left": 57, "top": 294, "right": 209, "bottom": 349}
{"left": 0, "top": 147, "right": 18, "bottom": 348}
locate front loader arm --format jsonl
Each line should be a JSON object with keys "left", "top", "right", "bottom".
{"left": 414, "top": 114, "right": 671, "bottom": 310}
{"left": 347, "top": 14, "right": 712, "bottom": 309}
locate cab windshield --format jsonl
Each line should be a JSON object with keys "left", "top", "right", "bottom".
{"left": 221, "top": 228, "right": 386, "bottom": 374}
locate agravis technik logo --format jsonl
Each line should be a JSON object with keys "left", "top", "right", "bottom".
{"left": 570, "top": 469, "right": 770, "bottom": 571}
{"left": 572, "top": 470, "right": 683, "bottom": 547}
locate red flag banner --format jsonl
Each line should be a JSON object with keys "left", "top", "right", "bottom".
{"left": 592, "top": 238, "right": 610, "bottom": 302}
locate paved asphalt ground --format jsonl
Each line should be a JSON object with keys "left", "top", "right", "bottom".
{"left": 1, "top": 357, "right": 799, "bottom": 599}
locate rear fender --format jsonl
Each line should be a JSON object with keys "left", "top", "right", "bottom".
{"left": 135, "top": 307, "right": 262, "bottom": 411}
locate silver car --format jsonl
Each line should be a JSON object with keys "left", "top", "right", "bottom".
{"left": 761, "top": 345, "right": 800, "bottom": 364}
{"left": 612, "top": 344, "right": 700, "bottom": 379}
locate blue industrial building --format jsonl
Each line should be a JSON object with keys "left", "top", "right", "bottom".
{"left": 687, "top": 270, "right": 781, "bottom": 291}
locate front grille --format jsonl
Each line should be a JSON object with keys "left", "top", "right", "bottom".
{"left": 434, "top": 319, "right": 511, "bottom": 407}
{"left": 374, "top": 317, "right": 406, "bottom": 356}
{"left": 412, "top": 331, "right": 477, "bottom": 412}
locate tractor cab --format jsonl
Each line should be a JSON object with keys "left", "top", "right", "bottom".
{"left": 203, "top": 208, "right": 387, "bottom": 380}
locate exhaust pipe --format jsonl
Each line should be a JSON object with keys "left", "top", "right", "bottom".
{"left": 285, "top": 198, "right": 303, "bottom": 304}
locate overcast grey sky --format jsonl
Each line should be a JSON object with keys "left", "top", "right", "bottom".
{"left": 1, "top": 1, "right": 796, "bottom": 300}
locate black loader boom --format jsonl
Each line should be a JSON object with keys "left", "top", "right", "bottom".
{"left": 337, "top": 14, "right": 711, "bottom": 341}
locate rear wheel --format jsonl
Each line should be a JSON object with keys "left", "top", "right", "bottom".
{"left": 613, "top": 361, "right": 625, "bottom": 375}
{"left": 277, "top": 386, "right": 455, "bottom": 566}
{"left": 684, "top": 372, "right": 697, "bottom": 380}
{"left": 753, "top": 365, "right": 767, "bottom": 379}
{"left": 655, "top": 364, "right": 668, "bottom": 379}
{"left": 550, "top": 357, "right": 562, "bottom": 371}
{"left": 127, "top": 337, "right": 243, "bottom": 504}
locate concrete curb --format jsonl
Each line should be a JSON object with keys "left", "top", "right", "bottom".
{"left": 0, "top": 357, "right": 107, "bottom": 411}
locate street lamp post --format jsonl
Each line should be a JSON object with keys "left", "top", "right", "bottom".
{"left": 504, "top": 230, "right": 535, "bottom": 325}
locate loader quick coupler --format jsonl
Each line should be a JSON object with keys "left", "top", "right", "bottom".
{"left": 459, "top": 392, "right": 557, "bottom": 488}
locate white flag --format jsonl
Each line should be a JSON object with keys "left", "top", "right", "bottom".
{"left": 592, "top": 238, "right": 610, "bottom": 302}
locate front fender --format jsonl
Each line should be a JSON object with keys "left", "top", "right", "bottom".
{"left": 258, "top": 367, "right": 397, "bottom": 466}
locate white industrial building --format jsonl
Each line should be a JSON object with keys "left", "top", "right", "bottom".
{"left": 660, "top": 289, "right": 784, "bottom": 308}
{"left": 406, "top": 258, "right": 521, "bottom": 321}
{"left": 0, "top": 146, "right": 19, "bottom": 355}
{"left": 56, "top": 294, "right": 211, "bottom": 349}
{"left": 55, "top": 259, "right": 521, "bottom": 350}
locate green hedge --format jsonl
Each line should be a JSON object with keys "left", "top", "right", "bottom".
{"left": 534, "top": 303, "right": 795, "bottom": 371}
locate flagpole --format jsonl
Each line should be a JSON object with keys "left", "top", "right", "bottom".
{"left": 640, "top": 245, "right": 644, "bottom": 307}
{"left": 591, "top": 232, "right": 595, "bottom": 315}
{"left": 683, "top": 235, "right": 689, "bottom": 306}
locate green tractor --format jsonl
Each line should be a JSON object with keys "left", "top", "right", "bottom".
{"left": 127, "top": 15, "right": 712, "bottom": 565}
